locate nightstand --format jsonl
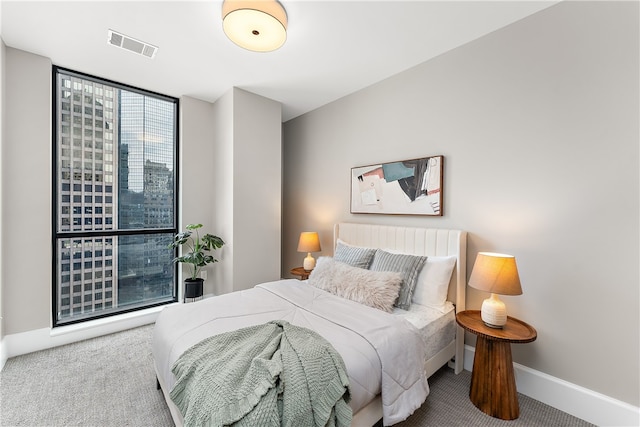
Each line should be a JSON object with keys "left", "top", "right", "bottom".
{"left": 290, "top": 267, "right": 311, "bottom": 280}
{"left": 456, "top": 310, "right": 537, "bottom": 420}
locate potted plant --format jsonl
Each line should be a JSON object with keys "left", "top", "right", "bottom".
{"left": 169, "top": 223, "right": 225, "bottom": 300}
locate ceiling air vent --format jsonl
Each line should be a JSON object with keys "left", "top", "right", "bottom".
{"left": 107, "top": 29, "right": 158, "bottom": 59}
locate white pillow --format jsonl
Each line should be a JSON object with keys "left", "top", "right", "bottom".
{"left": 336, "top": 237, "right": 354, "bottom": 247}
{"left": 308, "top": 257, "right": 403, "bottom": 312}
{"left": 412, "top": 256, "right": 457, "bottom": 313}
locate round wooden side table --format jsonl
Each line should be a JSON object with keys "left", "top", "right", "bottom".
{"left": 456, "top": 310, "right": 537, "bottom": 420}
{"left": 290, "top": 266, "right": 311, "bottom": 280}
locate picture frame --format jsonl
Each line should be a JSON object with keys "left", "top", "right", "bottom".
{"left": 350, "top": 155, "right": 443, "bottom": 216}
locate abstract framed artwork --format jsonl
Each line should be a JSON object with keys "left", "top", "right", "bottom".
{"left": 350, "top": 155, "right": 443, "bottom": 216}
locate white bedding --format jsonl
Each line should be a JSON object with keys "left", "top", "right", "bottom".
{"left": 394, "top": 302, "right": 456, "bottom": 361}
{"left": 153, "top": 279, "right": 429, "bottom": 425}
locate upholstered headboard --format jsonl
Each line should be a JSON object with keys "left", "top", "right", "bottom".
{"left": 334, "top": 222, "right": 467, "bottom": 373}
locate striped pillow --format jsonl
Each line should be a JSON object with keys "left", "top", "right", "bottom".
{"left": 333, "top": 241, "right": 376, "bottom": 269}
{"left": 369, "top": 249, "right": 427, "bottom": 310}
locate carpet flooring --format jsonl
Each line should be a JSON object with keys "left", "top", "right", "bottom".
{"left": 0, "top": 324, "right": 594, "bottom": 427}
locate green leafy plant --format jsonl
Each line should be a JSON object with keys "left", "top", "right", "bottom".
{"left": 168, "top": 223, "right": 225, "bottom": 280}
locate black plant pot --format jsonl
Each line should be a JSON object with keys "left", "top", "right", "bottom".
{"left": 184, "top": 278, "right": 204, "bottom": 302}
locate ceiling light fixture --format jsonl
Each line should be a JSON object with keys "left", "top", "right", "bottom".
{"left": 222, "top": 0, "right": 287, "bottom": 52}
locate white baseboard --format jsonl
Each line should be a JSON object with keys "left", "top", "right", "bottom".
{"left": 0, "top": 336, "right": 7, "bottom": 371}
{"left": 1, "top": 305, "right": 172, "bottom": 367}
{"left": 463, "top": 345, "right": 640, "bottom": 427}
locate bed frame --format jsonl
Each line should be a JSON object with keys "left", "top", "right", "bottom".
{"left": 334, "top": 223, "right": 467, "bottom": 426}
{"left": 156, "top": 222, "right": 467, "bottom": 427}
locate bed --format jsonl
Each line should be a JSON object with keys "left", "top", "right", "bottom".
{"left": 152, "top": 222, "right": 467, "bottom": 426}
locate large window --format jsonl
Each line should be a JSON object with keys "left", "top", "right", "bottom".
{"left": 53, "top": 67, "right": 178, "bottom": 326}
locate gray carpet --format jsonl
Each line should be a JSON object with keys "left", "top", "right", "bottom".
{"left": 394, "top": 366, "right": 593, "bottom": 427}
{"left": 0, "top": 325, "right": 172, "bottom": 427}
{"left": 0, "top": 324, "right": 594, "bottom": 427}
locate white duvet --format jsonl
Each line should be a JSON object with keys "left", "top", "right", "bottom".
{"left": 152, "top": 279, "right": 429, "bottom": 425}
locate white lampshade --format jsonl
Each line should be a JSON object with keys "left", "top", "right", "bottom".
{"left": 222, "top": 0, "right": 287, "bottom": 52}
{"left": 469, "top": 252, "right": 522, "bottom": 328}
{"left": 297, "top": 232, "right": 321, "bottom": 271}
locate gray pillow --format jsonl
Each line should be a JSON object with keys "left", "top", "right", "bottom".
{"left": 333, "top": 241, "right": 376, "bottom": 269}
{"left": 369, "top": 249, "right": 427, "bottom": 310}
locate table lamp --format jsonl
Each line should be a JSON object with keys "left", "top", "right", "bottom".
{"left": 468, "top": 252, "right": 522, "bottom": 328}
{"left": 297, "top": 232, "right": 321, "bottom": 271}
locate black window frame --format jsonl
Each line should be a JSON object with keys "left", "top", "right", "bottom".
{"left": 52, "top": 66, "right": 180, "bottom": 327}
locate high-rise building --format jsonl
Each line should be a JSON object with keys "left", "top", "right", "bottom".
{"left": 57, "top": 76, "right": 117, "bottom": 319}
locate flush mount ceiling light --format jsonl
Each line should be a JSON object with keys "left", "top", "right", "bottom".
{"left": 222, "top": 0, "right": 287, "bottom": 52}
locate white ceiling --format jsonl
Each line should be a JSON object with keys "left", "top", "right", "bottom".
{"left": 0, "top": 0, "right": 557, "bottom": 121}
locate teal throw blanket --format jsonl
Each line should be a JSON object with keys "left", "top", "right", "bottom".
{"left": 170, "top": 320, "right": 352, "bottom": 427}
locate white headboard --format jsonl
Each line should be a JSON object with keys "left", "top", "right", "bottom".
{"left": 334, "top": 222, "right": 467, "bottom": 373}
{"left": 334, "top": 222, "right": 467, "bottom": 308}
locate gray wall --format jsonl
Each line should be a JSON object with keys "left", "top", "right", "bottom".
{"left": 180, "top": 90, "right": 282, "bottom": 296}
{"left": 212, "top": 87, "right": 283, "bottom": 293}
{"left": 282, "top": 1, "right": 639, "bottom": 406}
{"left": 179, "top": 96, "right": 219, "bottom": 296}
{"left": 212, "top": 90, "right": 235, "bottom": 295}
{"left": 0, "top": 39, "right": 5, "bottom": 352}
{"left": 231, "top": 88, "right": 282, "bottom": 290}
{"left": 2, "top": 48, "right": 52, "bottom": 335}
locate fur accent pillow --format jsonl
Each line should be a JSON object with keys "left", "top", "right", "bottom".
{"left": 308, "top": 257, "right": 403, "bottom": 312}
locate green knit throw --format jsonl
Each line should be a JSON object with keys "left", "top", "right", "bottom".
{"left": 170, "top": 320, "right": 352, "bottom": 427}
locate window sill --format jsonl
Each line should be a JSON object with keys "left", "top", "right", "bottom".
{"left": 50, "top": 303, "right": 178, "bottom": 338}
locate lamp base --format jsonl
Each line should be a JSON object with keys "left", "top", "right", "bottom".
{"left": 481, "top": 293, "right": 507, "bottom": 328}
{"left": 303, "top": 253, "right": 316, "bottom": 271}
{"left": 483, "top": 321, "right": 505, "bottom": 329}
